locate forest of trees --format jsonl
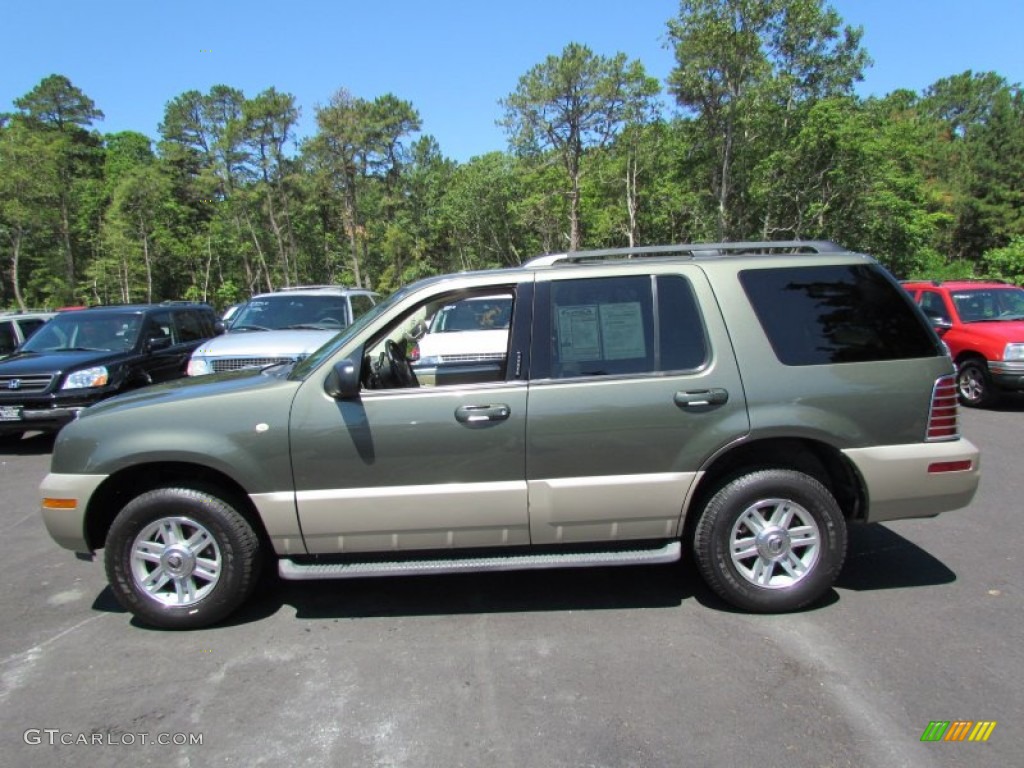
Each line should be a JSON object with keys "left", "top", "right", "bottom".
{"left": 2, "top": 0, "right": 1023, "bottom": 310}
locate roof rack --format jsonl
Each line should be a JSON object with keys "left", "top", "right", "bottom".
{"left": 275, "top": 285, "right": 354, "bottom": 292}
{"left": 522, "top": 240, "right": 845, "bottom": 267}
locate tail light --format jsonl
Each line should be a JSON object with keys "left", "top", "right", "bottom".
{"left": 408, "top": 343, "right": 420, "bottom": 362}
{"left": 926, "top": 375, "right": 960, "bottom": 441}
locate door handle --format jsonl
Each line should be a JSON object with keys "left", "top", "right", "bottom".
{"left": 674, "top": 388, "right": 729, "bottom": 407}
{"left": 454, "top": 404, "right": 511, "bottom": 424}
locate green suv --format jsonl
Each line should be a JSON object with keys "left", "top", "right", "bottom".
{"left": 40, "top": 242, "right": 980, "bottom": 629}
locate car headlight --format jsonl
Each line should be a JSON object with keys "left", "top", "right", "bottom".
{"left": 62, "top": 366, "right": 109, "bottom": 390}
{"left": 1003, "top": 343, "right": 1024, "bottom": 361}
{"left": 187, "top": 357, "right": 213, "bottom": 376}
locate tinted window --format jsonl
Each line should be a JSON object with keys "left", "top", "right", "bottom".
{"left": 0, "top": 321, "right": 16, "bottom": 356}
{"left": 657, "top": 275, "right": 708, "bottom": 371}
{"left": 19, "top": 318, "right": 47, "bottom": 339}
{"left": 917, "top": 291, "right": 950, "bottom": 323}
{"left": 174, "top": 310, "right": 205, "bottom": 342}
{"left": 740, "top": 265, "right": 940, "bottom": 365}
{"left": 145, "top": 311, "right": 175, "bottom": 344}
{"left": 532, "top": 274, "right": 706, "bottom": 379}
{"left": 350, "top": 294, "right": 375, "bottom": 320}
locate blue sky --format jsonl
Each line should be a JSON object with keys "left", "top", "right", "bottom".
{"left": 3, "top": 0, "right": 1023, "bottom": 163}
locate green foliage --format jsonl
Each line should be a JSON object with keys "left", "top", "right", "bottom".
{"left": 500, "top": 42, "right": 659, "bottom": 250}
{"left": 980, "top": 235, "right": 1024, "bottom": 284}
{"left": 1, "top": 13, "right": 1022, "bottom": 309}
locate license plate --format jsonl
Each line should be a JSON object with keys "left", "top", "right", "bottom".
{"left": 0, "top": 406, "right": 23, "bottom": 421}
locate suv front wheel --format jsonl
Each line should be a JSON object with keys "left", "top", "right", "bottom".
{"left": 694, "top": 470, "right": 847, "bottom": 612}
{"left": 956, "top": 357, "right": 996, "bottom": 408}
{"left": 105, "top": 487, "right": 262, "bottom": 629}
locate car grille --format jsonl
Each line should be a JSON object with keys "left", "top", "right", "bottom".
{"left": 0, "top": 374, "right": 54, "bottom": 393}
{"left": 437, "top": 353, "right": 506, "bottom": 364}
{"left": 211, "top": 357, "right": 296, "bottom": 372}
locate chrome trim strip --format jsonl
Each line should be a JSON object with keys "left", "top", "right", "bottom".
{"left": 279, "top": 540, "right": 681, "bottom": 580}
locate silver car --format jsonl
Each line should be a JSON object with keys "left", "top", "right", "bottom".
{"left": 187, "top": 286, "right": 378, "bottom": 375}
{"left": 0, "top": 310, "right": 55, "bottom": 359}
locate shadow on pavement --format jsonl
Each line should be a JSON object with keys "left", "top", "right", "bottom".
{"left": 0, "top": 431, "right": 56, "bottom": 455}
{"left": 836, "top": 522, "right": 956, "bottom": 591}
{"left": 90, "top": 523, "right": 955, "bottom": 629}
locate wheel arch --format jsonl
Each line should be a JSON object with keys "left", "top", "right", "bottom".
{"left": 84, "top": 462, "right": 271, "bottom": 554}
{"left": 953, "top": 350, "right": 989, "bottom": 367}
{"left": 681, "top": 437, "right": 865, "bottom": 542}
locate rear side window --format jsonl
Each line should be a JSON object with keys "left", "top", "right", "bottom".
{"left": 532, "top": 274, "right": 707, "bottom": 379}
{"left": 173, "top": 310, "right": 206, "bottom": 342}
{"left": 350, "top": 294, "right": 375, "bottom": 320}
{"left": 740, "top": 265, "right": 940, "bottom": 365}
{"left": 0, "top": 321, "right": 16, "bottom": 356}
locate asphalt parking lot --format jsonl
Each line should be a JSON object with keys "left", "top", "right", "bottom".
{"left": 1, "top": 403, "right": 1020, "bottom": 768}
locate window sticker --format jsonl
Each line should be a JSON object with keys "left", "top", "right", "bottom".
{"left": 600, "top": 302, "right": 645, "bottom": 360}
{"left": 557, "top": 305, "right": 601, "bottom": 361}
{"left": 556, "top": 302, "right": 646, "bottom": 362}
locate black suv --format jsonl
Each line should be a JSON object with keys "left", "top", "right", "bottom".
{"left": 0, "top": 303, "right": 220, "bottom": 439}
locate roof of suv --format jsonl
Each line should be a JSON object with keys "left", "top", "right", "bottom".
{"left": 902, "top": 279, "right": 1015, "bottom": 290}
{"left": 251, "top": 285, "right": 377, "bottom": 298}
{"left": 522, "top": 240, "right": 850, "bottom": 268}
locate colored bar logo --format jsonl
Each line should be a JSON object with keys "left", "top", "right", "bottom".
{"left": 921, "top": 721, "right": 997, "bottom": 742}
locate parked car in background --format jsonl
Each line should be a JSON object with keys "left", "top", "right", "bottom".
{"left": 903, "top": 279, "right": 1024, "bottom": 407}
{"left": 0, "top": 310, "right": 55, "bottom": 359}
{"left": 187, "top": 286, "right": 378, "bottom": 375}
{"left": 0, "top": 303, "right": 220, "bottom": 439}
{"left": 39, "top": 241, "right": 979, "bottom": 629}
{"left": 410, "top": 294, "right": 513, "bottom": 385}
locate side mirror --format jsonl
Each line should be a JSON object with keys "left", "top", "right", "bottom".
{"left": 932, "top": 317, "right": 953, "bottom": 331}
{"left": 146, "top": 335, "right": 172, "bottom": 352}
{"left": 213, "top": 320, "right": 227, "bottom": 335}
{"left": 324, "top": 358, "right": 361, "bottom": 400}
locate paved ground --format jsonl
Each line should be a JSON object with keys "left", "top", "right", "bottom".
{"left": 0, "top": 402, "right": 1020, "bottom": 768}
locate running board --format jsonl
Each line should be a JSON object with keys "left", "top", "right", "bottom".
{"left": 279, "top": 541, "right": 680, "bottom": 581}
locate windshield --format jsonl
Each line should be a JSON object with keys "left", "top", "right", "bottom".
{"left": 289, "top": 286, "right": 412, "bottom": 379}
{"left": 230, "top": 294, "right": 351, "bottom": 331}
{"left": 20, "top": 312, "right": 143, "bottom": 353}
{"left": 952, "top": 288, "right": 1024, "bottom": 322}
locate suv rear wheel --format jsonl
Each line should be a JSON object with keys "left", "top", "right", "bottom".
{"left": 105, "top": 487, "right": 262, "bottom": 629}
{"left": 694, "top": 469, "right": 846, "bottom": 612}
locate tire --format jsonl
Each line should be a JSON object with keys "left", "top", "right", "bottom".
{"left": 956, "top": 358, "right": 997, "bottom": 408}
{"left": 694, "top": 469, "right": 846, "bottom": 613}
{"left": 104, "top": 487, "right": 262, "bottom": 629}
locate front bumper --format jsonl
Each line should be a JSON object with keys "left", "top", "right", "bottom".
{"left": 0, "top": 405, "right": 86, "bottom": 434}
{"left": 988, "top": 359, "right": 1024, "bottom": 391}
{"left": 842, "top": 439, "right": 980, "bottom": 523}
{"left": 39, "top": 473, "right": 109, "bottom": 553}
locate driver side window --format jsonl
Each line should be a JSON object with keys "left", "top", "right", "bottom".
{"left": 362, "top": 288, "right": 517, "bottom": 391}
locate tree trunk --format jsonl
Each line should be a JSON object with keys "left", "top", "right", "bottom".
{"left": 625, "top": 156, "right": 639, "bottom": 248}
{"left": 10, "top": 228, "right": 27, "bottom": 310}
{"left": 264, "top": 186, "right": 290, "bottom": 287}
{"left": 59, "top": 191, "right": 76, "bottom": 298}
{"left": 140, "top": 213, "right": 153, "bottom": 303}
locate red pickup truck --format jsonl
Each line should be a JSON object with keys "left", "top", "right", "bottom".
{"left": 903, "top": 279, "right": 1024, "bottom": 407}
